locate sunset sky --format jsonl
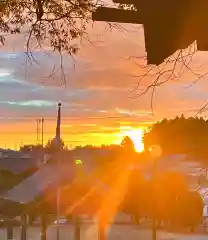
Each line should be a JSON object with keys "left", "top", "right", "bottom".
{"left": 1, "top": 17, "right": 208, "bottom": 150}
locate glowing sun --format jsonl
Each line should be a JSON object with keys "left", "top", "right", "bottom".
{"left": 125, "top": 129, "right": 144, "bottom": 152}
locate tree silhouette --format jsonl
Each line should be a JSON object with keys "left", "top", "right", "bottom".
{"left": 121, "top": 169, "right": 203, "bottom": 230}
{"left": 143, "top": 115, "right": 208, "bottom": 159}
{"left": 173, "top": 191, "right": 203, "bottom": 231}
{"left": 19, "top": 144, "right": 42, "bottom": 153}
{"left": 152, "top": 171, "right": 189, "bottom": 227}
{"left": 20, "top": 138, "right": 67, "bottom": 154}
{"left": 121, "top": 136, "right": 135, "bottom": 152}
{"left": 0, "top": 0, "right": 94, "bottom": 54}
{"left": 45, "top": 138, "right": 66, "bottom": 154}
{"left": 122, "top": 168, "right": 148, "bottom": 223}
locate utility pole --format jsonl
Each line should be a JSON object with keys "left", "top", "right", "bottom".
{"left": 36, "top": 118, "right": 44, "bottom": 165}
{"left": 152, "top": 159, "right": 157, "bottom": 240}
{"left": 148, "top": 145, "right": 162, "bottom": 240}
{"left": 41, "top": 118, "right": 44, "bottom": 164}
{"left": 41, "top": 118, "right": 44, "bottom": 147}
{"left": 56, "top": 103, "right": 62, "bottom": 240}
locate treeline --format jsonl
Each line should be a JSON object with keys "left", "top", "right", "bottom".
{"left": 144, "top": 115, "right": 208, "bottom": 159}
{"left": 20, "top": 115, "right": 208, "bottom": 162}
{"left": 20, "top": 136, "right": 137, "bottom": 155}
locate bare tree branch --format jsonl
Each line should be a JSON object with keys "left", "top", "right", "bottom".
{"left": 125, "top": 42, "right": 208, "bottom": 114}
{"left": 0, "top": 0, "right": 101, "bottom": 86}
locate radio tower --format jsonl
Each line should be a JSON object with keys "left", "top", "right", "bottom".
{"left": 36, "top": 119, "right": 44, "bottom": 145}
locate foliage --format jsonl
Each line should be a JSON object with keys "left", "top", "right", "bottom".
{"left": 20, "top": 138, "right": 66, "bottom": 153}
{"left": 121, "top": 136, "right": 135, "bottom": 152}
{"left": 45, "top": 138, "right": 66, "bottom": 153}
{"left": 152, "top": 171, "right": 189, "bottom": 224}
{"left": 173, "top": 191, "right": 203, "bottom": 230}
{"left": 143, "top": 115, "right": 208, "bottom": 157}
{"left": 19, "top": 144, "right": 42, "bottom": 153}
{"left": 121, "top": 169, "right": 203, "bottom": 229}
{"left": 0, "top": 0, "right": 95, "bottom": 54}
{"left": 118, "top": 4, "right": 137, "bottom": 11}
{"left": 18, "top": 135, "right": 204, "bottom": 229}
{"left": 122, "top": 169, "right": 148, "bottom": 222}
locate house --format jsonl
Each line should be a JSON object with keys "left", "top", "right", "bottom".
{"left": 0, "top": 148, "right": 40, "bottom": 193}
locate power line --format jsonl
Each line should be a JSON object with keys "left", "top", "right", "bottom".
{"left": 0, "top": 114, "right": 151, "bottom": 121}
{"left": 0, "top": 129, "right": 147, "bottom": 134}
{"left": 36, "top": 119, "right": 41, "bottom": 145}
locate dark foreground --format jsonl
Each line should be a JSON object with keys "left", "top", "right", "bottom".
{"left": 1, "top": 224, "right": 208, "bottom": 240}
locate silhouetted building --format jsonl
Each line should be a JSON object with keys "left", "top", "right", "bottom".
{"left": 93, "top": 0, "right": 208, "bottom": 65}
{"left": 0, "top": 149, "right": 40, "bottom": 193}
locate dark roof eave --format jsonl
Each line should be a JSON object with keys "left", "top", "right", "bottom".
{"left": 0, "top": 198, "right": 27, "bottom": 216}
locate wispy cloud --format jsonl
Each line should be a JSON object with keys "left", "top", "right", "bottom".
{"left": 0, "top": 22, "right": 207, "bottom": 147}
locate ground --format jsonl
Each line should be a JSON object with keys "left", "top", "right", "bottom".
{"left": 1, "top": 225, "right": 208, "bottom": 240}
{"left": 0, "top": 213, "right": 207, "bottom": 240}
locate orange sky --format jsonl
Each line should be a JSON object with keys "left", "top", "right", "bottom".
{"left": 0, "top": 117, "right": 149, "bottom": 150}
{"left": 0, "top": 18, "right": 208, "bottom": 149}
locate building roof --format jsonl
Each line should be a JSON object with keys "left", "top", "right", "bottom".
{"left": 0, "top": 149, "right": 110, "bottom": 207}
{"left": 0, "top": 148, "right": 46, "bottom": 174}
{"left": 0, "top": 157, "right": 38, "bottom": 174}
{"left": 1, "top": 162, "right": 75, "bottom": 204}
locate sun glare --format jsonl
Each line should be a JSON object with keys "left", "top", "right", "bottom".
{"left": 124, "top": 129, "right": 144, "bottom": 152}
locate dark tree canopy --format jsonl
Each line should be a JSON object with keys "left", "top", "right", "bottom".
{"left": 19, "top": 144, "right": 42, "bottom": 153}
{"left": 121, "top": 136, "right": 135, "bottom": 152}
{"left": 45, "top": 138, "right": 66, "bottom": 153}
{"left": 173, "top": 191, "right": 203, "bottom": 230}
{"left": 143, "top": 115, "right": 208, "bottom": 158}
{"left": 121, "top": 169, "right": 203, "bottom": 229}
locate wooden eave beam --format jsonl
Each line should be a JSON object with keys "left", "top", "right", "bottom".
{"left": 92, "top": 7, "right": 142, "bottom": 24}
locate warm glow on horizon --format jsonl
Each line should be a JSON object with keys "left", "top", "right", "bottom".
{"left": 0, "top": 119, "right": 149, "bottom": 150}
{"left": 123, "top": 128, "right": 144, "bottom": 152}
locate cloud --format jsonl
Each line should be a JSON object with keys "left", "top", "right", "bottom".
{"left": 0, "top": 22, "right": 208, "bottom": 147}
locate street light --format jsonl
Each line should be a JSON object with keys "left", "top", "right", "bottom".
{"left": 75, "top": 159, "right": 83, "bottom": 165}
{"left": 148, "top": 145, "right": 162, "bottom": 240}
{"left": 148, "top": 145, "right": 162, "bottom": 158}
